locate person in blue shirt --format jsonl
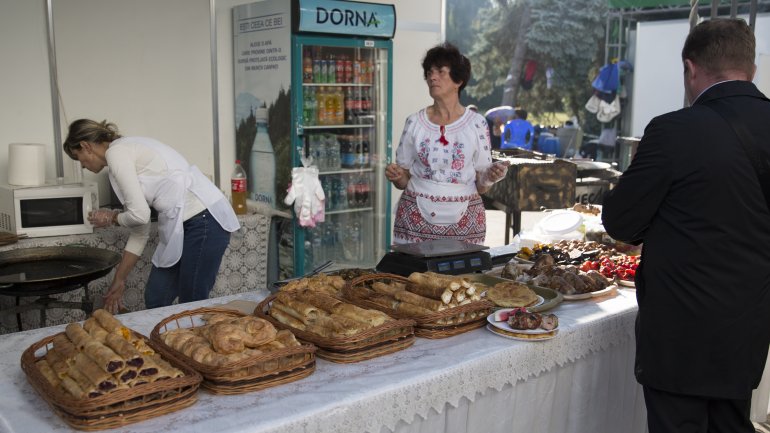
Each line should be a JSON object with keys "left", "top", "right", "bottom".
{"left": 501, "top": 109, "right": 535, "bottom": 150}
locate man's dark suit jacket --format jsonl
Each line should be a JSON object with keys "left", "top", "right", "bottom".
{"left": 602, "top": 80, "right": 770, "bottom": 399}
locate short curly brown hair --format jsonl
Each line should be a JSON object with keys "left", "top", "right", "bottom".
{"left": 421, "top": 42, "right": 471, "bottom": 96}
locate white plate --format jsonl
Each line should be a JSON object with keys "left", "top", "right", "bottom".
{"left": 562, "top": 284, "right": 617, "bottom": 300}
{"left": 538, "top": 210, "right": 584, "bottom": 235}
{"left": 486, "top": 324, "right": 558, "bottom": 341}
{"left": 486, "top": 309, "right": 559, "bottom": 334}
{"left": 617, "top": 279, "right": 635, "bottom": 288}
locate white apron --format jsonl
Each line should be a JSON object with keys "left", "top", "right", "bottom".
{"left": 407, "top": 176, "right": 477, "bottom": 225}
{"left": 109, "top": 138, "right": 239, "bottom": 268}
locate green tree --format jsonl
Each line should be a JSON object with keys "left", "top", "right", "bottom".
{"left": 464, "top": 0, "right": 607, "bottom": 127}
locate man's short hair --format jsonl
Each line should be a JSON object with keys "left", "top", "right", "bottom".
{"left": 682, "top": 18, "right": 755, "bottom": 78}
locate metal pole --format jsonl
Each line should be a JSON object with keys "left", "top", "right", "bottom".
{"left": 209, "top": 0, "right": 221, "bottom": 186}
{"left": 750, "top": 0, "right": 758, "bottom": 31}
{"left": 711, "top": 0, "right": 718, "bottom": 18}
{"left": 45, "top": 0, "right": 64, "bottom": 178}
{"left": 730, "top": 0, "right": 738, "bottom": 18}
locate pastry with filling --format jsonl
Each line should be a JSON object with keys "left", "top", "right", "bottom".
{"left": 486, "top": 282, "right": 539, "bottom": 308}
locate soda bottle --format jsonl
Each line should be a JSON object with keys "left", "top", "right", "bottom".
{"left": 336, "top": 55, "right": 346, "bottom": 83}
{"left": 344, "top": 58, "right": 353, "bottom": 83}
{"left": 302, "top": 49, "right": 313, "bottom": 83}
{"left": 334, "top": 87, "right": 344, "bottom": 125}
{"left": 316, "top": 87, "right": 327, "bottom": 126}
{"left": 313, "top": 59, "right": 322, "bottom": 83}
{"left": 303, "top": 87, "right": 315, "bottom": 125}
{"left": 325, "top": 86, "right": 336, "bottom": 125}
{"left": 328, "top": 54, "right": 336, "bottom": 84}
{"left": 231, "top": 160, "right": 247, "bottom": 215}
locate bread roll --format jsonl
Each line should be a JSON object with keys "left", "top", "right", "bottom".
{"left": 333, "top": 303, "right": 391, "bottom": 327}
{"left": 270, "top": 305, "right": 307, "bottom": 330}
{"left": 365, "top": 293, "right": 399, "bottom": 310}
{"left": 395, "top": 301, "right": 433, "bottom": 316}
{"left": 371, "top": 281, "right": 403, "bottom": 296}
{"left": 394, "top": 290, "right": 443, "bottom": 311}
{"left": 275, "top": 292, "right": 321, "bottom": 321}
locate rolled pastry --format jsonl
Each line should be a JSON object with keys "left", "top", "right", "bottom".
{"left": 371, "top": 281, "right": 403, "bottom": 296}
{"left": 332, "top": 303, "right": 391, "bottom": 327}
{"left": 82, "top": 339, "right": 124, "bottom": 373}
{"left": 66, "top": 363, "right": 105, "bottom": 398}
{"left": 291, "top": 290, "right": 343, "bottom": 315}
{"left": 106, "top": 332, "right": 144, "bottom": 368}
{"left": 36, "top": 359, "right": 61, "bottom": 387}
{"left": 275, "top": 292, "right": 321, "bottom": 321}
{"left": 51, "top": 334, "right": 79, "bottom": 363}
{"left": 395, "top": 301, "right": 434, "bottom": 316}
{"left": 59, "top": 374, "right": 87, "bottom": 399}
{"left": 149, "top": 354, "right": 183, "bottom": 379}
{"left": 394, "top": 290, "right": 443, "bottom": 311}
{"left": 365, "top": 293, "right": 399, "bottom": 309}
{"left": 65, "top": 323, "right": 92, "bottom": 351}
{"left": 405, "top": 282, "right": 450, "bottom": 301}
{"left": 83, "top": 317, "right": 109, "bottom": 342}
{"left": 116, "top": 368, "right": 137, "bottom": 384}
{"left": 74, "top": 352, "right": 116, "bottom": 392}
{"left": 45, "top": 347, "right": 70, "bottom": 379}
{"left": 92, "top": 309, "right": 130, "bottom": 339}
{"left": 407, "top": 272, "right": 448, "bottom": 291}
{"left": 270, "top": 305, "right": 307, "bottom": 330}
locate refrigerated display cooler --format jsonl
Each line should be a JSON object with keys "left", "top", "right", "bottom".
{"left": 233, "top": 0, "right": 395, "bottom": 277}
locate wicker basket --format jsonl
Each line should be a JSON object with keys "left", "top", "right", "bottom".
{"left": 254, "top": 294, "right": 416, "bottom": 363}
{"left": 343, "top": 273, "right": 495, "bottom": 339}
{"left": 150, "top": 308, "right": 316, "bottom": 395}
{"left": 20, "top": 331, "right": 201, "bottom": 431}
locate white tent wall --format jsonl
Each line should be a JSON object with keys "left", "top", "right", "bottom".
{"left": 630, "top": 13, "right": 770, "bottom": 137}
{"left": 0, "top": 0, "right": 442, "bottom": 205}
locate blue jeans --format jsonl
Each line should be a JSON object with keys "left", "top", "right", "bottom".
{"left": 144, "top": 210, "right": 231, "bottom": 309}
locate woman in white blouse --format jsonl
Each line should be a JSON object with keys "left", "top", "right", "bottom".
{"left": 385, "top": 43, "right": 508, "bottom": 244}
{"left": 63, "top": 119, "right": 240, "bottom": 313}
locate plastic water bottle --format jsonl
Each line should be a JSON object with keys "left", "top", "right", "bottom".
{"left": 248, "top": 107, "right": 276, "bottom": 207}
{"left": 231, "top": 160, "right": 247, "bottom": 215}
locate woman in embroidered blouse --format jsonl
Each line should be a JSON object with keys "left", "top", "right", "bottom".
{"left": 386, "top": 43, "right": 509, "bottom": 244}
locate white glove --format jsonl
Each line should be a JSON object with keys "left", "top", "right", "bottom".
{"left": 284, "top": 166, "right": 325, "bottom": 228}
{"left": 88, "top": 208, "right": 118, "bottom": 228}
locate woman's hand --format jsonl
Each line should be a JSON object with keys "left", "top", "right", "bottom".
{"left": 385, "top": 163, "right": 410, "bottom": 190}
{"left": 89, "top": 209, "right": 118, "bottom": 228}
{"left": 477, "top": 161, "right": 510, "bottom": 194}
{"left": 102, "top": 279, "right": 126, "bottom": 314}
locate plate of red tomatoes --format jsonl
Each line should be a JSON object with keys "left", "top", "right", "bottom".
{"left": 579, "top": 254, "right": 640, "bottom": 288}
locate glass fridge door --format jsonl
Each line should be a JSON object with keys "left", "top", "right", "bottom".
{"left": 295, "top": 39, "right": 391, "bottom": 275}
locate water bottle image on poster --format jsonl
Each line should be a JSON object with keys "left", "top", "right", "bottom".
{"left": 233, "top": 0, "right": 292, "bottom": 209}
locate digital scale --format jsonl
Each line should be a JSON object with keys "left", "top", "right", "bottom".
{"left": 376, "top": 239, "right": 495, "bottom": 276}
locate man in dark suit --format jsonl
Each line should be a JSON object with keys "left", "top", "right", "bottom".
{"left": 602, "top": 19, "right": 770, "bottom": 433}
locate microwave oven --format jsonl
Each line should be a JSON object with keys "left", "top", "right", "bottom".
{"left": 0, "top": 181, "right": 99, "bottom": 238}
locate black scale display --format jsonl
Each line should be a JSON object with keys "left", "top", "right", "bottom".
{"left": 376, "top": 239, "right": 496, "bottom": 276}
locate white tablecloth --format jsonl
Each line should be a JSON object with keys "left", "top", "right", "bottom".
{"left": 0, "top": 288, "right": 647, "bottom": 433}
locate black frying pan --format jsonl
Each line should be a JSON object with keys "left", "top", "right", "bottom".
{"left": 0, "top": 246, "right": 121, "bottom": 296}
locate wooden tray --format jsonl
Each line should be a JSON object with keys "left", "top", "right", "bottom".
{"left": 150, "top": 307, "right": 316, "bottom": 395}
{"left": 254, "top": 293, "right": 416, "bottom": 363}
{"left": 21, "top": 331, "right": 201, "bottom": 431}
{"left": 343, "top": 273, "right": 494, "bottom": 339}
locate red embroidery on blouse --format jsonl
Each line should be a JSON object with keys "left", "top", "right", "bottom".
{"left": 439, "top": 125, "right": 449, "bottom": 146}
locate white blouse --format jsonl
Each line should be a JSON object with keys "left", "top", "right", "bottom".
{"left": 395, "top": 108, "right": 493, "bottom": 186}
